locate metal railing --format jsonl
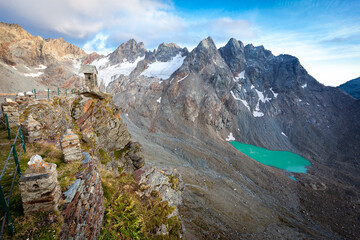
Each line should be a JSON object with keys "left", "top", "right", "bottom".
{"left": 0, "top": 112, "right": 26, "bottom": 238}
{"left": 0, "top": 88, "right": 79, "bottom": 103}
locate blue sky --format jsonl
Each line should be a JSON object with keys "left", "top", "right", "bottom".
{"left": 0, "top": 0, "right": 359, "bottom": 86}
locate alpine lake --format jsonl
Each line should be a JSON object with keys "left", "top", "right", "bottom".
{"left": 229, "top": 141, "right": 311, "bottom": 181}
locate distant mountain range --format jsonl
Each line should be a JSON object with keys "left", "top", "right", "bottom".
{"left": 338, "top": 76, "right": 360, "bottom": 99}
{"left": 1, "top": 22, "right": 360, "bottom": 239}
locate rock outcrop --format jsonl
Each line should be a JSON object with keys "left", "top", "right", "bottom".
{"left": 19, "top": 155, "right": 61, "bottom": 215}
{"left": 134, "top": 165, "right": 183, "bottom": 207}
{"left": 60, "top": 152, "right": 104, "bottom": 240}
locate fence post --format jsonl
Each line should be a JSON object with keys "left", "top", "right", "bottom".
{"left": 34, "top": 89, "right": 37, "bottom": 99}
{"left": 66, "top": 89, "right": 67, "bottom": 97}
{"left": 11, "top": 144, "right": 21, "bottom": 176}
{"left": 0, "top": 186, "right": 14, "bottom": 234}
{"left": 4, "top": 114, "right": 11, "bottom": 140}
{"left": 58, "top": 88, "right": 59, "bottom": 96}
{"left": 48, "top": 89, "right": 49, "bottom": 99}
{"left": 19, "top": 127, "right": 26, "bottom": 153}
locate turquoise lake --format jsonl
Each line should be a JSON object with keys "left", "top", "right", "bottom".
{"left": 229, "top": 141, "right": 311, "bottom": 173}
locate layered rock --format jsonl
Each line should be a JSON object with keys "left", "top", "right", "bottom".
{"left": 60, "top": 152, "right": 104, "bottom": 240}
{"left": 1, "top": 101, "right": 20, "bottom": 127}
{"left": 19, "top": 155, "right": 61, "bottom": 215}
{"left": 60, "top": 129, "right": 82, "bottom": 162}
{"left": 21, "top": 114, "right": 42, "bottom": 143}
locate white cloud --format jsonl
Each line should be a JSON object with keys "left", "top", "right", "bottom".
{"left": 211, "top": 18, "right": 256, "bottom": 40}
{"left": 83, "top": 33, "right": 113, "bottom": 55}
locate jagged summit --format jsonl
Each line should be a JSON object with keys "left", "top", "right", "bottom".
{"left": 108, "top": 39, "right": 146, "bottom": 64}
{"left": 219, "top": 38, "right": 246, "bottom": 75}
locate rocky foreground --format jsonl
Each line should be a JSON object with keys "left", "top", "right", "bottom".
{"left": 1, "top": 93, "right": 184, "bottom": 239}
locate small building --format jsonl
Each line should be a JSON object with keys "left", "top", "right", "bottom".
{"left": 79, "top": 65, "right": 98, "bottom": 91}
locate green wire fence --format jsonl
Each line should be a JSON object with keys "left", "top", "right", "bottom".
{"left": 0, "top": 112, "right": 26, "bottom": 239}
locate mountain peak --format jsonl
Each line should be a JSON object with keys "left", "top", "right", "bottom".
{"left": 108, "top": 39, "right": 146, "bottom": 64}
{"left": 219, "top": 38, "right": 246, "bottom": 75}
{"left": 198, "top": 36, "right": 217, "bottom": 50}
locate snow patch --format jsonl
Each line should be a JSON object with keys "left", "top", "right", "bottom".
{"left": 141, "top": 53, "right": 185, "bottom": 80}
{"left": 24, "top": 72, "right": 44, "bottom": 77}
{"left": 236, "top": 70, "right": 245, "bottom": 80}
{"left": 177, "top": 74, "right": 188, "bottom": 83}
{"left": 226, "top": 133, "right": 235, "bottom": 141}
{"left": 281, "top": 132, "right": 287, "bottom": 137}
{"left": 270, "top": 88, "right": 278, "bottom": 98}
{"left": 251, "top": 85, "right": 255, "bottom": 89}
{"left": 253, "top": 102, "right": 264, "bottom": 117}
{"left": 255, "top": 89, "right": 271, "bottom": 103}
{"left": 96, "top": 56, "right": 144, "bottom": 87}
{"left": 156, "top": 97, "right": 162, "bottom": 103}
{"left": 24, "top": 66, "right": 31, "bottom": 71}
{"left": 301, "top": 83, "right": 307, "bottom": 88}
{"left": 35, "top": 64, "right": 47, "bottom": 70}
{"left": 230, "top": 91, "right": 250, "bottom": 111}
{"left": 12, "top": 66, "right": 17, "bottom": 70}
{"left": 17, "top": 92, "right": 24, "bottom": 96}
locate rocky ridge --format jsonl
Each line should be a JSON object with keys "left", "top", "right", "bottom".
{"left": 0, "top": 22, "right": 86, "bottom": 92}
{"left": 338, "top": 76, "right": 360, "bottom": 99}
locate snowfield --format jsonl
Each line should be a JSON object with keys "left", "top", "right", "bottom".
{"left": 141, "top": 53, "right": 186, "bottom": 80}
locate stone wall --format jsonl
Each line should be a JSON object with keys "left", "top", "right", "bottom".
{"left": 60, "top": 129, "right": 82, "bottom": 162}
{"left": 19, "top": 155, "right": 61, "bottom": 215}
{"left": 1, "top": 101, "right": 20, "bottom": 127}
{"left": 60, "top": 152, "right": 104, "bottom": 240}
{"left": 21, "top": 114, "right": 42, "bottom": 143}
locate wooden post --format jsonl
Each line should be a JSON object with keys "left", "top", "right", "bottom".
{"left": 34, "top": 89, "right": 37, "bottom": 99}
{"left": 58, "top": 88, "right": 59, "bottom": 96}
{"left": 48, "top": 89, "right": 49, "bottom": 99}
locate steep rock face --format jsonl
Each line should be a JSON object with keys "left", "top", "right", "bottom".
{"left": 338, "top": 76, "right": 360, "bottom": 99}
{"left": 108, "top": 39, "right": 146, "bottom": 64}
{"left": 219, "top": 38, "right": 246, "bottom": 75}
